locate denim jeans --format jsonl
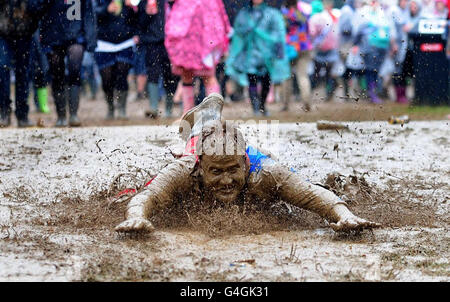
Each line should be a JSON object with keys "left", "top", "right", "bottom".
{"left": 0, "top": 36, "right": 32, "bottom": 120}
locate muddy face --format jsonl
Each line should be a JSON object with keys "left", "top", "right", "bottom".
{"left": 200, "top": 155, "right": 247, "bottom": 204}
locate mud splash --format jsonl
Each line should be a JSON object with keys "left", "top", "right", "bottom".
{"left": 46, "top": 173, "right": 445, "bottom": 238}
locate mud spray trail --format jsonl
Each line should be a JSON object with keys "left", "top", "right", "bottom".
{"left": 0, "top": 121, "right": 448, "bottom": 281}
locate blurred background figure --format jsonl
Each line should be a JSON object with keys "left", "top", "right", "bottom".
{"left": 94, "top": 0, "right": 138, "bottom": 120}
{"left": 308, "top": 0, "right": 340, "bottom": 101}
{"left": 0, "top": 0, "right": 47, "bottom": 127}
{"left": 226, "top": 0, "right": 290, "bottom": 116}
{"left": 40, "top": 0, "right": 97, "bottom": 127}
{"left": 389, "top": 0, "right": 410, "bottom": 104}
{"left": 392, "top": 0, "right": 424, "bottom": 104}
{"left": 280, "top": 0, "right": 313, "bottom": 110}
{"left": 352, "top": 0, "right": 396, "bottom": 104}
{"left": 165, "top": 0, "right": 231, "bottom": 114}
{"left": 421, "top": 0, "right": 437, "bottom": 17}
{"left": 338, "top": 0, "right": 359, "bottom": 98}
{"left": 137, "top": 0, "right": 179, "bottom": 119}
{"left": 433, "top": 0, "right": 449, "bottom": 18}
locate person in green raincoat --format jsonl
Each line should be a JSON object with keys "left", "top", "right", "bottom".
{"left": 226, "top": 0, "right": 290, "bottom": 116}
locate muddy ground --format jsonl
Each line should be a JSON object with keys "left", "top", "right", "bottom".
{"left": 0, "top": 120, "right": 449, "bottom": 281}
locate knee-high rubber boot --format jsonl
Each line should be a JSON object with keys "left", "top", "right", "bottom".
{"left": 368, "top": 82, "right": 382, "bottom": 104}
{"left": 396, "top": 86, "right": 408, "bottom": 104}
{"left": 37, "top": 87, "right": 50, "bottom": 113}
{"left": 179, "top": 93, "right": 224, "bottom": 142}
{"left": 147, "top": 82, "right": 159, "bottom": 118}
{"left": 248, "top": 86, "right": 261, "bottom": 116}
{"left": 165, "top": 94, "right": 173, "bottom": 118}
{"left": 68, "top": 85, "right": 81, "bottom": 127}
{"left": 116, "top": 90, "right": 128, "bottom": 120}
{"left": 106, "top": 93, "right": 114, "bottom": 120}
{"left": 54, "top": 90, "right": 68, "bottom": 127}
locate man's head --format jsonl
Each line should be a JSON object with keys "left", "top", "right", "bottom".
{"left": 197, "top": 121, "right": 248, "bottom": 204}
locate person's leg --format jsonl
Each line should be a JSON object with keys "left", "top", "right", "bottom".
{"left": 280, "top": 76, "right": 291, "bottom": 111}
{"left": 32, "top": 39, "right": 50, "bottom": 113}
{"left": 203, "top": 74, "right": 220, "bottom": 96}
{"left": 99, "top": 65, "right": 115, "bottom": 119}
{"left": 247, "top": 74, "right": 260, "bottom": 115}
{"left": 324, "top": 62, "right": 335, "bottom": 101}
{"left": 310, "top": 60, "right": 321, "bottom": 90}
{"left": 86, "top": 61, "right": 98, "bottom": 100}
{"left": 0, "top": 37, "right": 12, "bottom": 126}
{"left": 14, "top": 38, "right": 33, "bottom": 126}
{"left": 393, "top": 65, "right": 407, "bottom": 104}
{"left": 260, "top": 73, "right": 271, "bottom": 116}
{"left": 67, "top": 43, "right": 85, "bottom": 126}
{"left": 281, "top": 59, "right": 297, "bottom": 111}
{"left": 215, "top": 62, "right": 228, "bottom": 99}
{"left": 161, "top": 46, "right": 178, "bottom": 118}
{"left": 181, "top": 70, "right": 195, "bottom": 114}
{"left": 144, "top": 44, "right": 163, "bottom": 117}
{"left": 135, "top": 45, "right": 148, "bottom": 100}
{"left": 366, "top": 70, "right": 382, "bottom": 104}
{"left": 297, "top": 51, "right": 312, "bottom": 102}
{"left": 47, "top": 46, "right": 67, "bottom": 126}
{"left": 397, "top": 50, "right": 414, "bottom": 103}
{"left": 115, "top": 62, "right": 132, "bottom": 120}
{"left": 0, "top": 66, "right": 11, "bottom": 127}
{"left": 342, "top": 68, "right": 352, "bottom": 97}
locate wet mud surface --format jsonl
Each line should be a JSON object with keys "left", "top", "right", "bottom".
{"left": 0, "top": 121, "right": 448, "bottom": 281}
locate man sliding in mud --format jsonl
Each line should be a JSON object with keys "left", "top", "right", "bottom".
{"left": 115, "top": 93, "right": 380, "bottom": 233}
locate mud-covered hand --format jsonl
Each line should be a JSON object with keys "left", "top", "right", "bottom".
{"left": 330, "top": 215, "right": 381, "bottom": 232}
{"left": 329, "top": 204, "right": 381, "bottom": 232}
{"left": 115, "top": 217, "right": 155, "bottom": 233}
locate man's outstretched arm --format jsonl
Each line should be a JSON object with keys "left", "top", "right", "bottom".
{"left": 115, "top": 156, "right": 196, "bottom": 233}
{"left": 261, "top": 164, "right": 381, "bottom": 232}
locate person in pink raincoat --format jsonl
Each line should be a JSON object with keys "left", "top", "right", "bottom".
{"left": 165, "top": 0, "right": 231, "bottom": 113}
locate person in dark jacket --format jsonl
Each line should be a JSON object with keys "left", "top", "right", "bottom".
{"left": 39, "top": 0, "right": 97, "bottom": 127}
{"left": 0, "top": 0, "right": 48, "bottom": 127}
{"left": 94, "top": 0, "right": 138, "bottom": 120}
{"left": 137, "top": 0, "right": 179, "bottom": 118}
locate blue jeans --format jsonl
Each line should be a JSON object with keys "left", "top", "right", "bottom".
{"left": 0, "top": 37, "right": 32, "bottom": 120}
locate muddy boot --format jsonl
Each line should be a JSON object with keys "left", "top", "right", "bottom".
{"left": 116, "top": 90, "right": 128, "bottom": 120}
{"left": 165, "top": 94, "right": 174, "bottom": 118}
{"left": 17, "top": 118, "right": 34, "bottom": 128}
{"left": 147, "top": 82, "right": 159, "bottom": 119}
{"left": 105, "top": 94, "right": 114, "bottom": 120}
{"left": 368, "top": 82, "right": 382, "bottom": 104}
{"left": 0, "top": 112, "right": 11, "bottom": 128}
{"left": 179, "top": 92, "right": 224, "bottom": 140}
{"left": 54, "top": 91, "right": 68, "bottom": 127}
{"left": 395, "top": 86, "right": 408, "bottom": 104}
{"left": 68, "top": 85, "right": 81, "bottom": 127}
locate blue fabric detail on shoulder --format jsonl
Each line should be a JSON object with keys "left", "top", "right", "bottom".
{"left": 246, "top": 145, "right": 271, "bottom": 174}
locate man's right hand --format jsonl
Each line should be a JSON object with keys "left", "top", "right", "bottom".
{"left": 115, "top": 217, "right": 155, "bottom": 233}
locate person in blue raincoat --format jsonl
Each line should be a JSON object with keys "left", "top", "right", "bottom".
{"left": 226, "top": 0, "right": 290, "bottom": 116}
